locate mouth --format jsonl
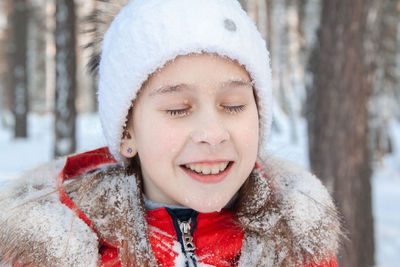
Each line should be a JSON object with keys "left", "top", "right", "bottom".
{"left": 179, "top": 161, "right": 234, "bottom": 184}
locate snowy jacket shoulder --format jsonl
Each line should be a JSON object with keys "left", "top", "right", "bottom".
{"left": 0, "top": 157, "right": 99, "bottom": 266}
{"left": 0, "top": 148, "right": 342, "bottom": 266}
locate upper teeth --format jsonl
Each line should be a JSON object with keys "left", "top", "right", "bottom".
{"left": 185, "top": 162, "right": 229, "bottom": 175}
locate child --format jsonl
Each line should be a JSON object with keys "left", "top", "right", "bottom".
{"left": 0, "top": 0, "right": 342, "bottom": 266}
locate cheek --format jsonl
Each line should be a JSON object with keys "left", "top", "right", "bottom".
{"left": 135, "top": 113, "right": 186, "bottom": 162}
{"left": 235, "top": 111, "right": 259, "bottom": 153}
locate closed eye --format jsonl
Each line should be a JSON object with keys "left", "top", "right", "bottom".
{"left": 166, "top": 105, "right": 246, "bottom": 117}
{"left": 166, "top": 108, "right": 190, "bottom": 117}
{"left": 224, "top": 105, "right": 246, "bottom": 114}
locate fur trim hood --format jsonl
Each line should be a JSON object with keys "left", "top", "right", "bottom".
{"left": 0, "top": 151, "right": 341, "bottom": 266}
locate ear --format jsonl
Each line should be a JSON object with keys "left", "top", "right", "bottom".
{"left": 120, "top": 129, "right": 138, "bottom": 158}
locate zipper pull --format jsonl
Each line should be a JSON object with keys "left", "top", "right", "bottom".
{"left": 178, "top": 219, "right": 196, "bottom": 255}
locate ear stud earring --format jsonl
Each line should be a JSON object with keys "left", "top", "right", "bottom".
{"left": 127, "top": 148, "right": 133, "bottom": 154}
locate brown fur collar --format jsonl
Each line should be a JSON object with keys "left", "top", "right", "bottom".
{"left": 0, "top": 152, "right": 341, "bottom": 266}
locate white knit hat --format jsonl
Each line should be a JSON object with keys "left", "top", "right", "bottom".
{"left": 97, "top": 0, "right": 272, "bottom": 163}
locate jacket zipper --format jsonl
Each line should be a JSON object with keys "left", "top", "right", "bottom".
{"left": 165, "top": 208, "right": 199, "bottom": 267}
{"left": 178, "top": 218, "right": 196, "bottom": 254}
{"left": 177, "top": 218, "right": 197, "bottom": 267}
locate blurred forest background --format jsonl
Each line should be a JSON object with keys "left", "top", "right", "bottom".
{"left": 0, "top": 0, "right": 399, "bottom": 266}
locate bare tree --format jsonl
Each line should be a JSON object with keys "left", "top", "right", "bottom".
{"left": 367, "top": 0, "right": 400, "bottom": 164}
{"left": 28, "top": 0, "right": 47, "bottom": 113}
{"left": 238, "top": 0, "right": 247, "bottom": 11}
{"left": 265, "top": 0, "right": 272, "bottom": 50}
{"left": 10, "top": 0, "right": 29, "bottom": 138}
{"left": 54, "top": 0, "right": 77, "bottom": 157}
{"left": 75, "top": 0, "right": 97, "bottom": 113}
{"left": 0, "top": 0, "right": 12, "bottom": 119}
{"left": 306, "top": 0, "right": 375, "bottom": 266}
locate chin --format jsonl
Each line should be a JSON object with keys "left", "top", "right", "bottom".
{"left": 180, "top": 193, "right": 232, "bottom": 213}
{"left": 190, "top": 204, "right": 226, "bottom": 213}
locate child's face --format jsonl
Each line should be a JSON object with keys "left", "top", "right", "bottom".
{"left": 121, "top": 53, "right": 259, "bottom": 212}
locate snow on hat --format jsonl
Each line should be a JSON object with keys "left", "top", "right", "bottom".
{"left": 93, "top": 0, "right": 272, "bottom": 163}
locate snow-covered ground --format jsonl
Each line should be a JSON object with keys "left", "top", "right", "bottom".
{"left": 0, "top": 113, "right": 399, "bottom": 266}
{"left": 371, "top": 121, "right": 400, "bottom": 267}
{"left": 0, "top": 113, "right": 106, "bottom": 184}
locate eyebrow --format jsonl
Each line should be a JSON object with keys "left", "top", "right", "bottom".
{"left": 220, "top": 79, "right": 254, "bottom": 89}
{"left": 149, "top": 79, "right": 253, "bottom": 97}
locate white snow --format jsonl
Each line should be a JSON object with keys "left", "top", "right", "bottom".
{"left": 0, "top": 113, "right": 106, "bottom": 184}
{"left": 0, "top": 113, "right": 399, "bottom": 266}
{"left": 371, "top": 121, "right": 400, "bottom": 267}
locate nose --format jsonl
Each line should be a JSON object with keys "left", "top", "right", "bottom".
{"left": 190, "top": 111, "right": 230, "bottom": 147}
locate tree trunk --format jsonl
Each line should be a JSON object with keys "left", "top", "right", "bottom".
{"left": 306, "top": 0, "right": 374, "bottom": 266}
{"left": 0, "top": 0, "right": 13, "bottom": 118}
{"left": 367, "top": 0, "right": 399, "bottom": 164}
{"left": 54, "top": 0, "right": 77, "bottom": 157}
{"left": 265, "top": 0, "right": 272, "bottom": 50}
{"left": 238, "top": 0, "right": 247, "bottom": 11}
{"left": 11, "top": 0, "right": 29, "bottom": 138}
{"left": 28, "top": 0, "right": 47, "bottom": 113}
{"left": 75, "top": 0, "right": 97, "bottom": 113}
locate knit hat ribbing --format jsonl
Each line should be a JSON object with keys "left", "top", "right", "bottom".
{"left": 98, "top": 0, "right": 272, "bottom": 163}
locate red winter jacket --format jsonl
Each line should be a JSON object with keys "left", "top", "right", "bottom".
{"left": 57, "top": 147, "right": 339, "bottom": 267}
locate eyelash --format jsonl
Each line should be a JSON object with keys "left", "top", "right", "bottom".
{"left": 166, "top": 105, "right": 246, "bottom": 117}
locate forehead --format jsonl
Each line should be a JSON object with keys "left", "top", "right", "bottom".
{"left": 150, "top": 79, "right": 253, "bottom": 97}
{"left": 141, "top": 53, "right": 252, "bottom": 95}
